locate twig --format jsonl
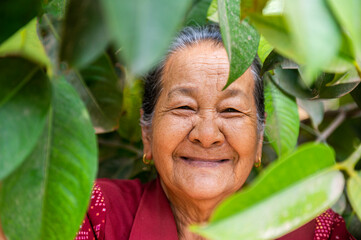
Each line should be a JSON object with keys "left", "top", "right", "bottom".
{"left": 345, "top": 143, "right": 361, "bottom": 169}
{"left": 43, "top": 14, "right": 60, "bottom": 41}
{"left": 316, "top": 110, "right": 346, "bottom": 143}
{"left": 300, "top": 122, "right": 320, "bottom": 137}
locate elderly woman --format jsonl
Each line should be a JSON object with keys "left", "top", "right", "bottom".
{"left": 75, "top": 25, "right": 354, "bottom": 240}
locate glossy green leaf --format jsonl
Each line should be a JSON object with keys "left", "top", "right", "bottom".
{"left": 328, "top": 0, "right": 361, "bottom": 63}
{"left": 218, "top": 0, "right": 260, "bottom": 88}
{"left": 207, "top": 0, "right": 219, "bottom": 22}
{"left": 261, "top": 51, "right": 298, "bottom": 76}
{"left": 273, "top": 68, "right": 359, "bottom": 100}
{"left": 273, "top": 68, "right": 314, "bottom": 99}
{"left": 284, "top": 0, "right": 342, "bottom": 78}
{"left": 0, "top": 0, "right": 41, "bottom": 44}
{"left": 0, "top": 77, "right": 97, "bottom": 240}
{"left": 351, "top": 82, "right": 361, "bottom": 109}
{"left": 257, "top": 36, "right": 273, "bottom": 63}
{"left": 251, "top": 14, "right": 353, "bottom": 74}
{"left": 264, "top": 74, "right": 299, "bottom": 156}
{"left": 60, "top": 0, "right": 109, "bottom": 69}
{"left": 241, "top": 0, "right": 269, "bottom": 20}
{"left": 42, "top": 0, "right": 67, "bottom": 18}
{"left": 101, "top": 0, "right": 192, "bottom": 75}
{"left": 66, "top": 53, "right": 123, "bottom": 133}
{"left": 117, "top": 79, "right": 143, "bottom": 142}
{"left": 0, "top": 19, "right": 51, "bottom": 70}
{"left": 192, "top": 170, "right": 344, "bottom": 240}
{"left": 318, "top": 82, "right": 360, "bottom": 99}
{"left": 185, "top": 0, "right": 213, "bottom": 26}
{"left": 191, "top": 143, "right": 343, "bottom": 239}
{"left": 262, "top": 0, "right": 284, "bottom": 15}
{"left": 347, "top": 172, "right": 361, "bottom": 220}
{"left": 0, "top": 57, "right": 51, "bottom": 180}
{"left": 250, "top": 15, "right": 298, "bottom": 60}
{"left": 297, "top": 99, "right": 324, "bottom": 128}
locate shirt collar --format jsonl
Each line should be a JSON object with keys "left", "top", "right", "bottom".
{"left": 129, "top": 177, "right": 179, "bottom": 240}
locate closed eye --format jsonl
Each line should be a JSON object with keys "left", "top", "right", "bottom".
{"left": 222, "top": 108, "right": 240, "bottom": 113}
{"left": 177, "top": 106, "right": 194, "bottom": 110}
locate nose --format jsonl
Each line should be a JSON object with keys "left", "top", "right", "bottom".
{"left": 188, "top": 114, "right": 225, "bottom": 148}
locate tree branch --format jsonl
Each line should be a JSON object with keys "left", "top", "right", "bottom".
{"left": 316, "top": 110, "right": 346, "bottom": 143}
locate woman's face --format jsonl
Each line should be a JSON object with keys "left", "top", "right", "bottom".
{"left": 142, "top": 41, "right": 263, "bottom": 202}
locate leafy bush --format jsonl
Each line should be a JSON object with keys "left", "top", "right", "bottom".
{"left": 0, "top": 0, "right": 360, "bottom": 239}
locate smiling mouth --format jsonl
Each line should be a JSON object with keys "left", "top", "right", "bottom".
{"left": 180, "top": 156, "right": 230, "bottom": 167}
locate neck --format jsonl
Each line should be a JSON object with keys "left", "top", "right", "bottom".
{"left": 160, "top": 181, "right": 226, "bottom": 240}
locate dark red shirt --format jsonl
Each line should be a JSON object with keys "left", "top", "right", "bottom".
{"left": 76, "top": 178, "right": 355, "bottom": 240}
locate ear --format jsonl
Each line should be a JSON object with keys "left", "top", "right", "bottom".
{"left": 140, "top": 109, "right": 153, "bottom": 160}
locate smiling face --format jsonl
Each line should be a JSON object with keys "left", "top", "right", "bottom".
{"left": 142, "top": 41, "right": 263, "bottom": 202}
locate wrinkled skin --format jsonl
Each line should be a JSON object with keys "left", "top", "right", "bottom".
{"left": 141, "top": 41, "right": 263, "bottom": 239}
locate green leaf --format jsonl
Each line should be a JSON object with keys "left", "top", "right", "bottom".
{"left": 251, "top": 14, "right": 353, "bottom": 74}
{"left": 257, "top": 36, "right": 273, "bottom": 63}
{"left": 192, "top": 170, "right": 344, "bottom": 240}
{"left": 191, "top": 143, "right": 343, "bottom": 240}
{"left": 250, "top": 15, "right": 298, "bottom": 60}
{"left": 218, "top": 0, "right": 260, "bottom": 88}
{"left": 284, "top": 0, "right": 342, "bottom": 78}
{"left": 264, "top": 74, "right": 299, "bottom": 156}
{"left": 351, "top": 82, "right": 361, "bottom": 109}
{"left": 261, "top": 50, "right": 287, "bottom": 75}
{"left": 328, "top": 0, "right": 361, "bottom": 64}
{"left": 60, "top": 0, "right": 109, "bottom": 69}
{"left": 0, "top": 19, "right": 51, "bottom": 70}
{"left": 0, "top": 0, "right": 42, "bottom": 44}
{"left": 318, "top": 82, "right": 360, "bottom": 99}
{"left": 297, "top": 99, "right": 324, "bottom": 128}
{"left": 347, "top": 172, "right": 361, "bottom": 221}
{"left": 66, "top": 53, "right": 123, "bottom": 133}
{"left": 0, "top": 77, "right": 97, "bottom": 240}
{"left": 262, "top": 0, "right": 284, "bottom": 15}
{"left": 185, "top": 0, "right": 213, "bottom": 26}
{"left": 101, "top": 0, "right": 192, "bottom": 75}
{"left": 273, "top": 68, "right": 314, "bottom": 99}
{"left": 0, "top": 57, "right": 51, "bottom": 180}
{"left": 272, "top": 68, "right": 359, "bottom": 99}
{"left": 207, "top": 0, "right": 219, "bottom": 22}
{"left": 117, "top": 79, "right": 143, "bottom": 142}
{"left": 42, "top": 0, "right": 67, "bottom": 18}
{"left": 241, "top": 0, "right": 269, "bottom": 20}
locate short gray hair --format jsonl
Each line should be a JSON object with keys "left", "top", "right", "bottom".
{"left": 141, "top": 24, "right": 264, "bottom": 132}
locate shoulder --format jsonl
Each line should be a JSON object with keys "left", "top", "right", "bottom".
{"left": 278, "top": 209, "right": 355, "bottom": 240}
{"left": 96, "top": 178, "right": 145, "bottom": 207}
{"left": 315, "top": 209, "right": 355, "bottom": 240}
{"left": 75, "top": 179, "right": 147, "bottom": 240}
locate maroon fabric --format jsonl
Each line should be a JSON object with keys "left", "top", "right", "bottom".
{"left": 75, "top": 178, "right": 354, "bottom": 240}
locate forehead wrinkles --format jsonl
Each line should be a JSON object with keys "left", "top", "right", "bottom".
{"left": 162, "top": 44, "right": 230, "bottom": 91}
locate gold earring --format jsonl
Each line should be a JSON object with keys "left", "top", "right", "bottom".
{"left": 254, "top": 157, "right": 261, "bottom": 168}
{"left": 143, "top": 154, "right": 151, "bottom": 165}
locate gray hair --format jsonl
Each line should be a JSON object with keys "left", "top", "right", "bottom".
{"left": 141, "top": 24, "right": 265, "bottom": 132}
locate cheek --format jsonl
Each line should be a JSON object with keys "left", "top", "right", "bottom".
{"left": 222, "top": 119, "right": 259, "bottom": 150}
{"left": 221, "top": 119, "right": 259, "bottom": 172}
{"left": 151, "top": 114, "right": 194, "bottom": 159}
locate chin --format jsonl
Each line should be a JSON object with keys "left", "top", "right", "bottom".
{"left": 176, "top": 172, "right": 236, "bottom": 201}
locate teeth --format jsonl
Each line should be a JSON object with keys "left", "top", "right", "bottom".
{"left": 180, "top": 157, "right": 228, "bottom": 162}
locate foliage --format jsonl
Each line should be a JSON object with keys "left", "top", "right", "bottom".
{"left": 0, "top": 0, "right": 360, "bottom": 239}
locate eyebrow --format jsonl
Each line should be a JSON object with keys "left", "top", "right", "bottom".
{"left": 167, "top": 87, "right": 197, "bottom": 99}
{"left": 221, "top": 89, "right": 248, "bottom": 99}
{"left": 167, "top": 86, "right": 248, "bottom": 100}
